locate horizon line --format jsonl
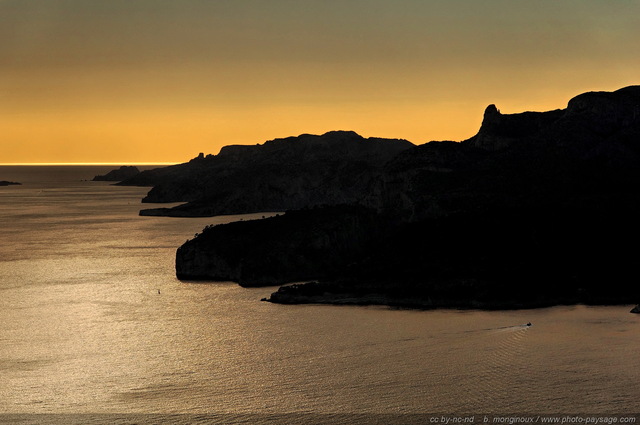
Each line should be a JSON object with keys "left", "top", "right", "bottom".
{"left": 0, "top": 162, "right": 179, "bottom": 166}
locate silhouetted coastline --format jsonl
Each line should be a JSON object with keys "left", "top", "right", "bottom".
{"left": 119, "top": 131, "right": 414, "bottom": 217}
{"left": 148, "top": 86, "right": 640, "bottom": 310}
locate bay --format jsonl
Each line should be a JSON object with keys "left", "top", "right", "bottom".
{"left": 0, "top": 166, "right": 638, "bottom": 418}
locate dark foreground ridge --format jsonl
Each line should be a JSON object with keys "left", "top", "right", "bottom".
{"left": 173, "top": 86, "right": 640, "bottom": 310}
{"left": 265, "top": 202, "right": 640, "bottom": 309}
{"left": 92, "top": 166, "right": 140, "bottom": 182}
{"left": 0, "top": 181, "right": 21, "bottom": 186}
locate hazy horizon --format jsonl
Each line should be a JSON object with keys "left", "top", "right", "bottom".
{"left": 2, "top": 0, "right": 639, "bottom": 164}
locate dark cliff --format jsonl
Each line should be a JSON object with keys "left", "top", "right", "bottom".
{"left": 176, "top": 205, "right": 383, "bottom": 286}
{"left": 174, "top": 85, "right": 640, "bottom": 309}
{"left": 369, "top": 86, "right": 640, "bottom": 222}
{"left": 119, "top": 130, "right": 414, "bottom": 216}
{"left": 268, "top": 200, "right": 640, "bottom": 308}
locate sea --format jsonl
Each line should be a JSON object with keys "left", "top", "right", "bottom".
{"left": 0, "top": 166, "right": 639, "bottom": 424}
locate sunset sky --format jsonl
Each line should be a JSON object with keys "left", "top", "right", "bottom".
{"left": 1, "top": 0, "right": 639, "bottom": 164}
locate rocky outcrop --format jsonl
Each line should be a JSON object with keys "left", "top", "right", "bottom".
{"left": 464, "top": 104, "right": 564, "bottom": 151}
{"left": 119, "top": 131, "right": 414, "bottom": 216}
{"left": 92, "top": 166, "right": 140, "bottom": 182}
{"left": 631, "top": 305, "right": 640, "bottom": 314}
{"left": 367, "top": 86, "right": 640, "bottom": 222}
{"left": 0, "top": 181, "right": 21, "bottom": 186}
{"left": 175, "top": 205, "right": 383, "bottom": 286}
{"left": 464, "top": 86, "right": 640, "bottom": 154}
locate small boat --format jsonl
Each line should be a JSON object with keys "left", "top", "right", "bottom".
{"left": 526, "top": 322, "right": 532, "bottom": 327}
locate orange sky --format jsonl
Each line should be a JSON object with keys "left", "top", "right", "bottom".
{"left": 1, "top": 0, "right": 639, "bottom": 164}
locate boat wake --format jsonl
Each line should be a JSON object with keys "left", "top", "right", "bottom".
{"left": 463, "top": 322, "right": 532, "bottom": 335}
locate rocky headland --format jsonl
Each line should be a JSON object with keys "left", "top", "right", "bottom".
{"left": 92, "top": 166, "right": 140, "bottom": 182}
{"left": 117, "top": 131, "right": 414, "bottom": 216}
{"left": 167, "top": 86, "right": 640, "bottom": 309}
{"left": 176, "top": 205, "right": 384, "bottom": 286}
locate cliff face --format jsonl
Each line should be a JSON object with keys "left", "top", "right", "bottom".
{"left": 268, "top": 201, "right": 640, "bottom": 308}
{"left": 465, "top": 104, "right": 564, "bottom": 151}
{"left": 175, "top": 205, "right": 382, "bottom": 286}
{"left": 122, "top": 130, "right": 414, "bottom": 216}
{"left": 465, "top": 86, "right": 640, "bottom": 153}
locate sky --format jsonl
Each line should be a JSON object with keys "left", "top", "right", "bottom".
{"left": 1, "top": 0, "right": 639, "bottom": 164}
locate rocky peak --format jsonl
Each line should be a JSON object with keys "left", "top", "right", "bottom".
{"left": 465, "top": 103, "right": 564, "bottom": 151}
{"left": 465, "top": 85, "right": 640, "bottom": 152}
{"left": 483, "top": 104, "right": 501, "bottom": 121}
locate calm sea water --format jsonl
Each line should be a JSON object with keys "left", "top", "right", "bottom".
{"left": 0, "top": 166, "right": 639, "bottom": 420}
